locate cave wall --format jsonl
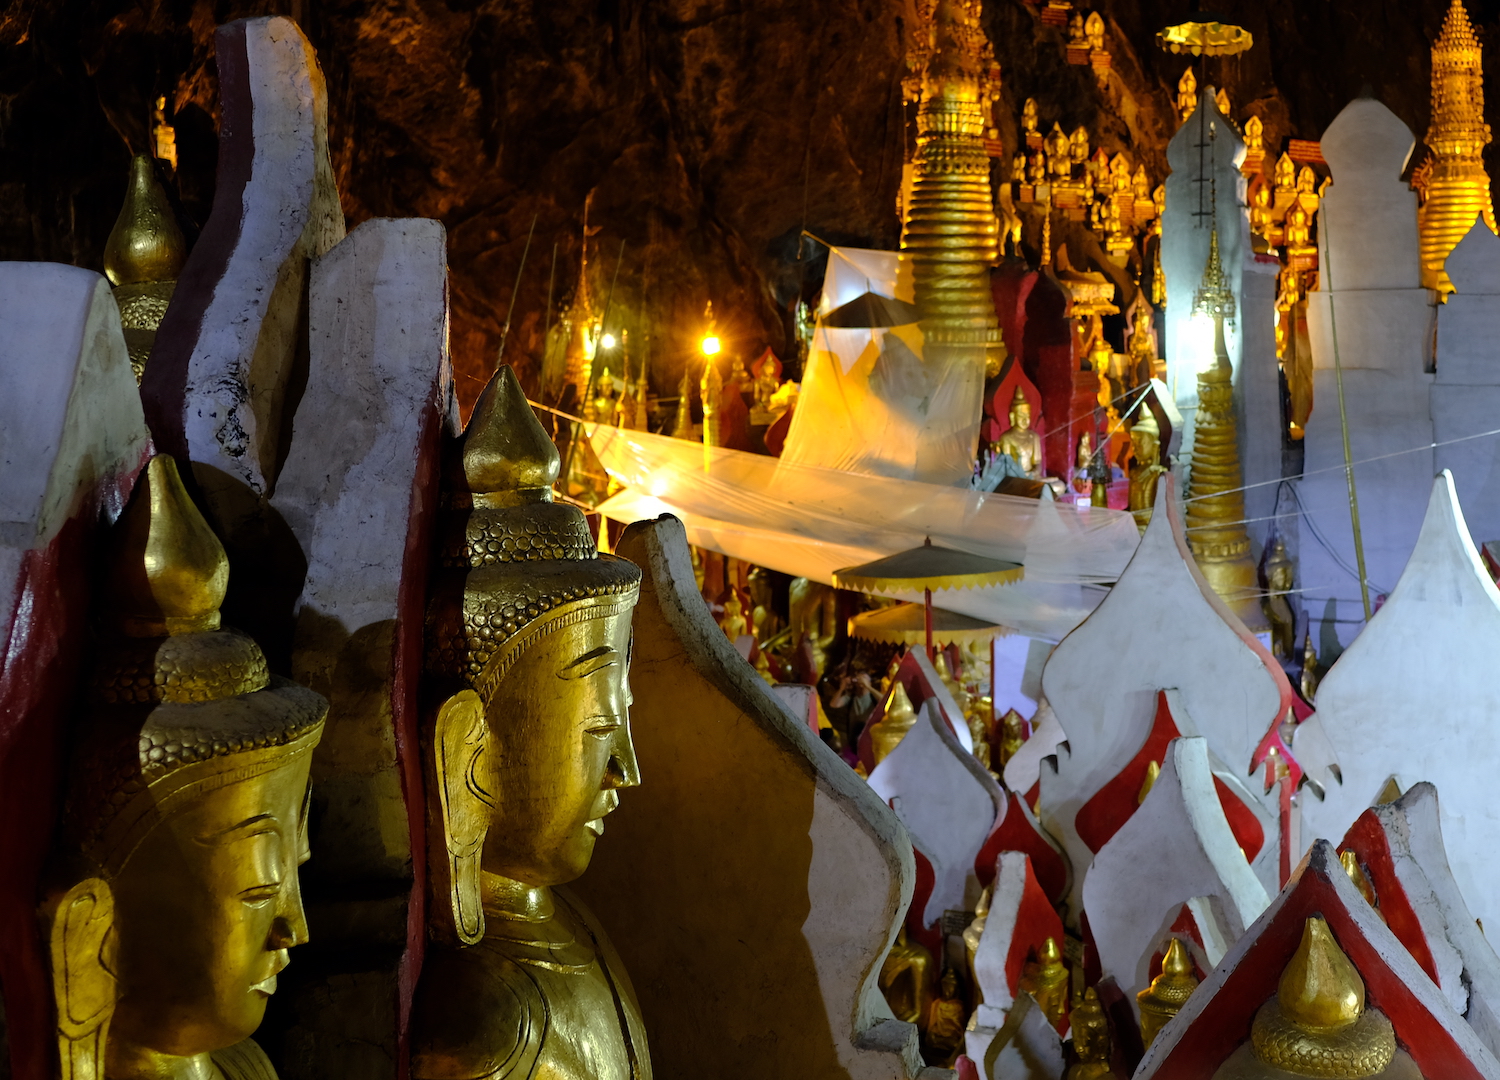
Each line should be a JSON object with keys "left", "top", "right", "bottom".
{"left": 3, "top": 0, "right": 1497, "bottom": 411}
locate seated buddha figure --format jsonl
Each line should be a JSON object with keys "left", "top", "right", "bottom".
{"left": 1128, "top": 409, "right": 1169, "bottom": 534}
{"left": 996, "top": 385, "right": 1044, "bottom": 479}
{"left": 45, "top": 455, "right": 328, "bottom": 1080}
{"left": 413, "top": 366, "right": 649, "bottom": 1080}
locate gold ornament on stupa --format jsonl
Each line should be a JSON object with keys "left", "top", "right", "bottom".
{"left": 900, "top": 0, "right": 1007, "bottom": 370}
{"left": 1137, "top": 938, "right": 1199, "bottom": 1048}
{"left": 868, "top": 681, "right": 919, "bottom": 765}
{"left": 104, "top": 155, "right": 187, "bottom": 384}
{"left": 1248, "top": 918, "right": 1396, "bottom": 1077}
{"left": 1185, "top": 230, "right": 1268, "bottom": 630}
{"left": 1419, "top": 0, "right": 1497, "bottom": 297}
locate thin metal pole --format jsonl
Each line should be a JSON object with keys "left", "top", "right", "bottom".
{"left": 924, "top": 587, "right": 934, "bottom": 662}
{"left": 1321, "top": 211, "right": 1373, "bottom": 620}
{"left": 497, "top": 214, "right": 538, "bottom": 366}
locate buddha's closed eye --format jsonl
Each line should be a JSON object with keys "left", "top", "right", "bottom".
{"left": 559, "top": 646, "right": 618, "bottom": 681}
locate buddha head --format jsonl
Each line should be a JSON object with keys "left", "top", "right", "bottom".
{"left": 48, "top": 456, "right": 326, "bottom": 1076}
{"left": 1007, "top": 385, "right": 1033, "bottom": 433}
{"left": 424, "top": 365, "right": 642, "bottom": 945}
{"left": 1130, "top": 410, "right": 1161, "bottom": 469}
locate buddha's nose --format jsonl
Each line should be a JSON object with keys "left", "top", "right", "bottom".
{"left": 268, "top": 878, "right": 311, "bottom": 950}
{"left": 605, "top": 722, "right": 641, "bottom": 789}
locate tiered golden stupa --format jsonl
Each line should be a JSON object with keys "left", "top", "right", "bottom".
{"left": 1419, "top": 0, "right": 1497, "bottom": 297}
{"left": 1185, "top": 230, "right": 1268, "bottom": 631}
{"left": 900, "top": 0, "right": 1006, "bottom": 373}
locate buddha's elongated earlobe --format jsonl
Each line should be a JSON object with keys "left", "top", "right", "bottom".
{"left": 43, "top": 875, "right": 116, "bottom": 1080}
{"left": 431, "top": 690, "right": 489, "bottom": 946}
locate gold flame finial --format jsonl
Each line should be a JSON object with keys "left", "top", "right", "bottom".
{"left": 103, "top": 456, "right": 227, "bottom": 638}
{"left": 1137, "top": 939, "right": 1199, "bottom": 1047}
{"left": 104, "top": 156, "right": 186, "bottom": 288}
{"left": 1250, "top": 918, "right": 1396, "bottom": 1077}
{"left": 461, "top": 366, "right": 561, "bottom": 505}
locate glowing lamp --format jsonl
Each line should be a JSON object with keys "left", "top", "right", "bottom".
{"left": 700, "top": 335, "right": 722, "bottom": 357}
{"left": 601, "top": 333, "right": 617, "bottom": 350}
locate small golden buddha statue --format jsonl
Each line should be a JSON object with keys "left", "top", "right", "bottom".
{"left": 1128, "top": 301, "right": 1159, "bottom": 385}
{"left": 104, "top": 155, "right": 187, "bottom": 383}
{"left": 1285, "top": 203, "right": 1314, "bottom": 254}
{"left": 413, "top": 366, "right": 650, "bottom": 1080}
{"left": 1301, "top": 631, "right": 1320, "bottom": 702}
{"left": 151, "top": 96, "right": 178, "bottom": 170}
{"left": 1213, "top": 918, "right": 1404, "bottom": 1078}
{"left": 593, "top": 366, "right": 618, "bottom": 425}
{"left": 46, "top": 455, "right": 328, "bottom": 1080}
{"left": 1068, "top": 987, "right": 1113, "bottom": 1080}
{"left": 1133, "top": 164, "right": 1151, "bottom": 202}
{"left": 1274, "top": 152, "right": 1297, "bottom": 194}
{"left": 1245, "top": 114, "right": 1265, "bottom": 154}
{"left": 1068, "top": 10, "right": 1087, "bottom": 46}
{"left": 880, "top": 926, "right": 937, "bottom": 1029}
{"left": 1251, "top": 183, "right": 1275, "bottom": 247}
{"left": 868, "top": 681, "right": 919, "bottom": 765}
{"left": 1128, "top": 409, "right": 1168, "bottom": 534}
{"left": 1019, "top": 937, "right": 1069, "bottom": 1030}
{"left": 720, "top": 591, "right": 748, "bottom": 641}
{"left": 1023, "top": 97, "right": 1040, "bottom": 137}
{"left": 1029, "top": 151, "right": 1048, "bottom": 185}
{"left": 964, "top": 887, "right": 992, "bottom": 1002}
{"left": 1263, "top": 537, "right": 1296, "bottom": 661}
{"left": 727, "top": 353, "right": 752, "bottom": 395}
{"left": 1046, "top": 124, "right": 1071, "bottom": 180}
{"left": 924, "top": 968, "right": 969, "bottom": 1066}
{"left": 1085, "top": 11, "right": 1105, "bottom": 51}
{"left": 997, "top": 385, "right": 1044, "bottom": 478}
{"left": 997, "top": 708, "right": 1026, "bottom": 766}
{"left": 1216, "top": 87, "right": 1233, "bottom": 120}
{"left": 1070, "top": 126, "right": 1090, "bottom": 168}
{"left": 1013, "top": 152, "right": 1028, "bottom": 184}
{"left": 1138, "top": 939, "right": 1199, "bottom": 1048}
{"left": 1296, "top": 165, "right": 1317, "bottom": 195}
{"left": 748, "top": 567, "right": 781, "bottom": 641}
{"left": 1074, "top": 432, "right": 1095, "bottom": 495}
{"left": 1177, "top": 67, "right": 1198, "bottom": 123}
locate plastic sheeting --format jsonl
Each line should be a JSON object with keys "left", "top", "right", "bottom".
{"left": 779, "top": 246, "right": 985, "bottom": 487}
{"left": 589, "top": 424, "right": 1141, "bottom": 642}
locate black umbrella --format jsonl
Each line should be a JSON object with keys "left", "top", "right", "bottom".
{"left": 822, "top": 291, "right": 922, "bottom": 329}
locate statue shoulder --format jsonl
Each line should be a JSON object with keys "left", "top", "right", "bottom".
{"left": 211, "top": 1039, "right": 279, "bottom": 1080}
{"left": 410, "top": 943, "right": 546, "bottom": 1080}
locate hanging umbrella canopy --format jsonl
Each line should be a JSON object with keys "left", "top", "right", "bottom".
{"left": 822, "top": 291, "right": 922, "bottom": 329}
{"left": 849, "top": 603, "right": 1011, "bottom": 648}
{"left": 833, "top": 541, "right": 1024, "bottom": 594}
{"left": 1155, "top": 12, "right": 1253, "bottom": 56}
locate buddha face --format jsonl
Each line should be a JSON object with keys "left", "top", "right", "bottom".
{"left": 1131, "top": 428, "right": 1159, "bottom": 466}
{"left": 1009, "top": 401, "right": 1032, "bottom": 432}
{"left": 108, "top": 754, "right": 313, "bottom": 1057}
{"left": 481, "top": 610, "right": 639, "bottom": 887}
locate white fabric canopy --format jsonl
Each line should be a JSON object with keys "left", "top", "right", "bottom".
{"left": 589, "top": 425, "right": 1140, "bottom": 642}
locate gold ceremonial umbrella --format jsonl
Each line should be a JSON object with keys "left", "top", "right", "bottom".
{"left": 1155, "top": 11, "right": 1253, "bottom": 57}
{"left": 833, "top": 538, "right": 1024, "bottom": 658}
{"left": 848, "top": 603, "right": 1011, "bottom": 649}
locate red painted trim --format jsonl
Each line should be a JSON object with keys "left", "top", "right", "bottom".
{"left": 1338, "top": 811, "right": 1440, "bottom": 984}
{"left": 0, "top": 457, "right": 144, "bottom": 1080}
{"left": 1075, "top": 692, "right": 1179, "bottom": 852}
{"left": 974, "top": 795, "right": 1069, "bottom": 905}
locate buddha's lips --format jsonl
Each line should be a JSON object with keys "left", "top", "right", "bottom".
{"left": 585, "top": 791, "right": 620, "bottom": 835}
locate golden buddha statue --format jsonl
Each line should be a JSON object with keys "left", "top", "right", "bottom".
{"left": 1012, "top": 152, "right": 1027, "bottom": 184}
{"left": 1263, "top": 537, "right": 1296, "bottom": 661}
{"left": 997, "top": 385, "right": 1044, "bottom": 478}
{"left": 868, "top": 681, "right": 919, "bottom": 766}
{"left": 720, "top": 591, "right": 748, "bottom": 641}
{"left": 880, "top": 925, "right": 938, "bottom": 1029}
{"left": 1019, "top": 937, "right": 1069, "bottom": 1030}
{"left": 1029, "top": 150, "right": 1048, "bottom": 185}
{"left": 412, "top": 365, "right": 650, "bottom": 1080}
{"left": 1023, "top": 97, "right": 1040, "bottom": 138}
{"left": 727, "top": 353, "right": 752, "bottom": 395}
{"left": 1070, "top": 126, "right": 1090, "bottom": 168}
{"left": 1177, "top": 68, "right": 1198, "bottom": 123}
{"left": 1419, "top": 0, "right": 1497, "bottom": 297}
{"left": 1250, "top": 183, "right": 1276, "bottom": 248}
{"left": 1212, "top": 918, "right": 1404, "bottom": 1078}
{"left": 964, "top": 886, "right": 992, "bottom": 1002}
{"left": 1074, "top": 431, "right": 1094, "bottom": 495}
{"left": 46, "top": 455, "right": 328, "bottom": 1080}
{"left": 1068, "top": 988, "right": 1113, "bottom": 1080}
{"left": 104, "top": 155, "right": 187, "bottom": 383}
{"left": 1085, "top": 11, "right": 1105, "bottom": 51}
{"left": 1046, "top": 124, "right": 1071, "bottom": 180}
{"left": 1068, "top": 10, "right": 1087, "bottom": 46}
{"left": 924, "top": 968, "right": 968, "bottom": 1065}
{"left": 997, "top": 708, "right": 1026, "bottom": 766}
{"left": 1274, "top": 152, "right": 1297, "bottom": 196}
{"left": 1301, "top": 631, "right": 1320, "bottom": 702}
{"left": 1138, "top": 938, "right": 1199, "bottom": 1048}
{"left": 593, "top": 366, "right": 617, "bottom": 426}
{"left": 1216, "top": 87, "right": 1233, "bottom": 122}
{"left": 1127, "top": 409, "right": 1167, "bottom": 534}
{"left": 1128, "top": 301, "right": 1158, "bottom": 385}
{"left": 1245, "top": 114, "right": 1265, "bottom": 156}
{"left": 1133, "top": 164, "right": 1151, "bottom": 202}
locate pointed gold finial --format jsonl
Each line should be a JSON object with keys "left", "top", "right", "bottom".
{"left": 1137, "top": 939, "right": 1199, "bottom": 1047}
{"left": 104, "top": 156, "right": 186, "bottom": 288}
{"left": 103, "top": 456, "right": 227, "bottom": 638}
{"left": 1138, "top": 759, "right": 1161, "bottom": 804}
{"left": 1340, "top": 850, "right": 1382, "bottom": 914}
{"left": 461, "top": 366, "right": 561, "bottom": 506}
{"left": 1250, "top": 918, "right": 1395, "bottom": 1076}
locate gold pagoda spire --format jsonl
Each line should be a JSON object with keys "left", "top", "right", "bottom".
{"left": 1420, "top": 0, "right": 1497, "bottom": 297}
{"left": 900, "top": 0, "right": 1006, "bottom": 372}
{"left": 1186, "top": 229, "right": 1267, "bottom": 630}
{"left": 104, "top": 155, "right": 186, "bottom": 384}
{"left": 1137, "top": 939, "right": 1199, "bottom": 1048}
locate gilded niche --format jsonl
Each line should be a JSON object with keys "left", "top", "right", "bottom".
{"left": 412, "top": 365, "right": 650, "bottom": 1080}
{"left": 43, "top": 455, "right": 328, "bottom": 1080}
